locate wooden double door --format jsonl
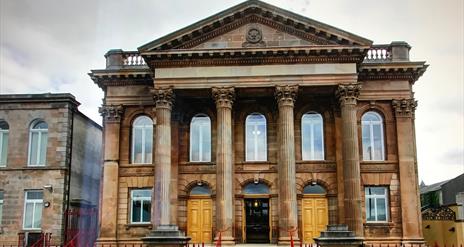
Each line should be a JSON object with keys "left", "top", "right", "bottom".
{"left": 301, "top": 196, "right": 328, "bottom": 243}
{"left": 187, "top": 198, "right": 213, "bottom": 243}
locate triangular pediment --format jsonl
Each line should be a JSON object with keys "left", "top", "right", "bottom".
{"left": 139, "top": 0, "right": 372, "bottom": 52}
{"left": 192, "top": 21, "right": 319, "bottom": 49}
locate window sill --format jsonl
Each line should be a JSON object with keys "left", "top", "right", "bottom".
{"left": 21, "top": 229, "right": 42, "bottom": 232}
{"left": 296, "top": 160, "right": 335, "bottom": 164}
{"left": 361, "top": 160, "right": 395, "bottom": 164}
{"left": 239, "top": 161, "right": 273, "bottom": 165}
{"left": 181, "top": 161, "right": 215, "bottom": 166}
{"left": 125, "top": 224, "right": 152, "bottom": 230}
{"left": 364, "top": 222, "right": 394, "bottom": 227}
{"left": 120, "top": 164, "right": 154, "bottom": 168}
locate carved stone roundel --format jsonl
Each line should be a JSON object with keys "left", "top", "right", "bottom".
{"left": 246, "top": 28, "right": 263, "bottom": 43}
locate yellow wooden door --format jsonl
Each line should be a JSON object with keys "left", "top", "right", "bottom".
{"left": 187, "top": 198, "right": 213, "bottom": 243}
{"left": 302, "top": 197, "right": 328, "bottom": 243}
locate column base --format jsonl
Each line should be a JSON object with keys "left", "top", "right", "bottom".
{"left": 314, "top": 225, "right": 363, "bottom": 247}
{"left": 214, "top": 235, "right": 235, "bottom": 246}
{"left": 278, "top": 237, "right": 300, "bottom": 246}
{"left": 95, "top": 237, "right": 118, "bottom": 247}
{"left": 142, "top": 225, "right": 191, "bottom": 247}
{"left": 401, "top": 239, "right": 427, "bottom": 247}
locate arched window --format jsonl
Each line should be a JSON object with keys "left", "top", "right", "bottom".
{"left": 132, "top": 116, "right": 153, "bottom": 164}
{"left": 362, "top": 112, "right": 385, "bottom": 161}
{"left": 190, "top": 115, "right": 211, "bottom": 162}
{"left": 28, "top": 120, "right": 48, "bottom": 166}
{"left": 245, "top": 113, "right": 267, "bottom": 161}
{"left": 190, "top": 185, "right": 212, "bottom": 195}
{"left": 303, "top": 184, "right": 327, "bottom": 194}
{"left": 0, "top": 120, "right": 9, "bottom": 167}
{"left": 301, "top": 113, "right": 324, "bottom": 160}
{"left": 243, "top": 182, "right": 270, "bottom": 194}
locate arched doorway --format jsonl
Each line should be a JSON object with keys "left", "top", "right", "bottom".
{"left": 301, "top": 183, "right": 329, "bottom": 244}
{"left": 187, "top": 184, "right": 213, "bottom": 243}
{"left": 242, "top": 182, "right": 271, "bottom": 244}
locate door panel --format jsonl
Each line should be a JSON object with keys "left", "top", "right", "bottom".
{"left": 187, "top": 198, "right": 213, "bottom": 243}
{"left": 302, "top": 197, "right": 328, "bottom": 243}
{"left": 245, "top": 198, "right": 270, "bottom": 243}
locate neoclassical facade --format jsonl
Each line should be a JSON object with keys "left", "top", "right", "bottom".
{"left": 90, "top": 0, "right": 428, "bottom": 245}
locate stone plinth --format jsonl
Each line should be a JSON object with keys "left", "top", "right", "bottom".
{"left": 314, "top": 225, "right": 363, "bottom": 247}
{"left": 142, "top": 225, "right": 191, "bottom": 247}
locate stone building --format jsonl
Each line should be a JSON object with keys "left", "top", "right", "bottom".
{"left": 90, "top": 0, "right": 428, "bottom": 245}
{"left": 0, "top": 93, "right": 102, "bottom": 245}
{"left": 420, "top": 174, "right": 464, "bottom": 246}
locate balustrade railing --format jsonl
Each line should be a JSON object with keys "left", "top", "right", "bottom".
{"left": 364, "top": 44, "right": 392, "bottom": 62}
{"left": 123, "top": 52, "right": 146, "bottom": 66}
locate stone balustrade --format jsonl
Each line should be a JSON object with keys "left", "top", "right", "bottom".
{"left": 364, "top": 42, "right": 411, "bottom": 63}
{"left": 105, "top": 49, "right": 147, "bottom": 69}
{"left": 365, "top": 45, "right": 392, "bottom": 61}
{"left": 123, "top": 52, "right": 146, "bottom": 66}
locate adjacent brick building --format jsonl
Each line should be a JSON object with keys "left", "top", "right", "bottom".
{"left": 90, "top": 0, "right": 428, "bottom": 246}
{"left": 0, "top": 93, "right": 102, "bottom": 245}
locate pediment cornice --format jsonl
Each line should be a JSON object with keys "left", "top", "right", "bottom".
{"left": 138, "top": 0, "right": 372, "bottom": 52}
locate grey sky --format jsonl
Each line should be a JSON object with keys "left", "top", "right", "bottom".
{"left": 0, "top": 0, "right": 463, "bottom": 184}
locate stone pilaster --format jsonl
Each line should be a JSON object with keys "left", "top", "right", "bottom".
{"left": 275, "top": 85, "right": 299, "bottom": 244}
{"left": 212, "top": 87, "right": 235, "bottom": 245}
{"left": 335, "top": 83, "right": 364, "bottom": 237}
{"left": 98, "top": 104, "right": 124, "bottom": 242}
{"left": 392, "top": 99, "right": 424, "bottom": 244}
{"left": 152, "top": 87, "right": 175, "bottom": 227}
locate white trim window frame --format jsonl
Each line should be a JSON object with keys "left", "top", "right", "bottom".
{"left": 0, "top": 121, "right": 8, "bottom": 167}
{"left": 301, "top": 113, "right": 325, "bottom": 160}
{"left": 23, "top": 190, "right": 43, "bottom": 230}
{"left": 365, "top": 187, "right": 389, "bottom": 223}
{"left": 245, "top": 113, "right": 267, "bottom": 162}
{"left": 27, "top": 121, "right": 48, "bottom": 166}
{"left": 189, "top": 115, "right": 211, "bottom": 162}
{"left": 130, "top": 189, "right": 151, "bottom": 224}
{"left": 0, "top": 191, "right": 3, "bottom": 224}
{"left": 131, "top": 116, "right": 153, "bottom": 164}
{"left": 361, "top": 112, "right": 385, "bottom": 161}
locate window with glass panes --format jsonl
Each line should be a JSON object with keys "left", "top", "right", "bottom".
{"left": 365, "top": 187, "right": 389, "bottom": 222}
{"left": 131, "top": 116, "right": 153, "bottom": 164}
{"left": 362, "top": 112, "right": 385, "bottom": 161}
{"left": 190, "top": 115, "right": 211, "bottom": 162}
{"left": 28, "top": 121, "right": 48, "bottom": 166}
{"left": 23, "top": 191, "right": 43, "bottom": 229}
{"left": 130, "top": 189, "right": 151, "bottom": 224}
{"left": 0, "top": 121, "right": 8, "bottom": 167}
{"left": 245, "top": 113, "right": 267, "bottom": 161}
{"left": 301, "top": 113, "right": 324, "bottom": 160}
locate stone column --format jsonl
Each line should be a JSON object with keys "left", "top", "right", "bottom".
{"left": 98, "top": 105, "right": 124, "bottom": 242}
{"left": 392, "top": 99, "right": 424, "bottom": 244}
{"left": 152, "top": 87, "right": 175, "bottom": 227}
{"left": 212, "top": 87, "right": 235, "bottom": 245}
{"left": 335, "top": 83, "right": 364, "bottom": 237}
{"left": 143, "top": 87, "right": 189, "bottom": 246}
{"left": 275, "top": 85, "right": 299, "bottom": 244}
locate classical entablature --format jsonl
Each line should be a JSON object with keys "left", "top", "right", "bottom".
{"left": 89, "top": 0, "right": 427, "bottom": 91}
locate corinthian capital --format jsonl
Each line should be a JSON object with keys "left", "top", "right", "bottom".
{"left": 275, "top": 85, "right": 298, "bottom": 107}
{"left": 152, "top": 87, "right": 175, "bottom": 110}
{"left": 392, "top": 98, "right": 417, "bottom": 117}
{"left": 212, "top": 87, "right": 235, "bottom": 109}
{"left": 335, "top": 83, "right": 362, "bottom": 106}
{"left": 99, "top": 104, "right": 124, "bottom": 122}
